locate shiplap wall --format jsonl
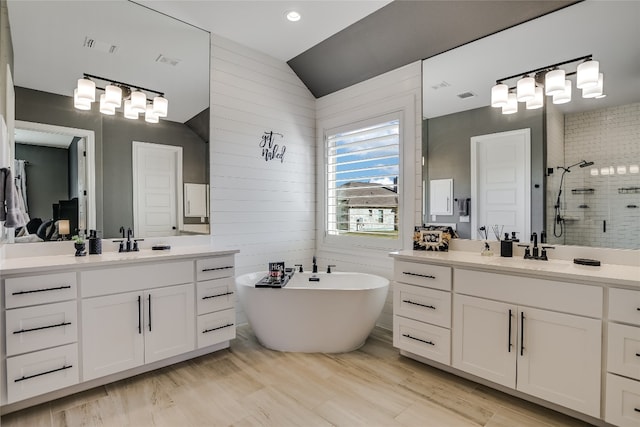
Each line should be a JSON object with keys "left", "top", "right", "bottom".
{"left": 315, "top": 62, "right": 423, "bottom": 330}
{"left": 209, "top": 35, "right": 316, "bottom": 325}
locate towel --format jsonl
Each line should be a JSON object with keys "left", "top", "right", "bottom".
{"left": 0, "top": 167, "right": 27, "bottom": 228}
{"left": 457, "top": 198, "right": 470, "bottom": 216}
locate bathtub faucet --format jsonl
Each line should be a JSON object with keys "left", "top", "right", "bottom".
{"left": 312, "top": 256, "right": 318, "bottom": 273}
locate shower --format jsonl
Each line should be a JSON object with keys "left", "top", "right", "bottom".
{"left": 553, "top": 160, "right": 595, "bottom": 238}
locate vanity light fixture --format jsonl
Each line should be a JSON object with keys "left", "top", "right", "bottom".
{"left": 73, "top": 73, "right": 168, "bottom": 122}
{"left": 491, "top": 55, "right": 605, "bottom": 115}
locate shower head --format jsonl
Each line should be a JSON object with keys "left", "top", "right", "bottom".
{"left": 579, "top": 161, "right": 594, "bottom": 168}
{"left": 558, "top": 160, "right": 595, "bottom": 173}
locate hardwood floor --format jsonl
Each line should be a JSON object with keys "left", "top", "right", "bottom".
{"left": 2, "top": 326, "right": 592, "bottom": 426}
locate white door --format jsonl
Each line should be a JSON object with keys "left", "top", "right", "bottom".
{"left": 471, "top": 129, "right": 530, "bottom": 240}
{"left": 144, "top": 283, "right": 195, "bottom": 364}
{"left": 81, "top": 292, "right": 144, "bottom": 381}
{"left": 132, "top": 141, "right": 183, "bottom": 237}
{"left": 517, "top": 306, "right": 602, "bottom": 417}
{"left": 452, "top": 294, "right": 517, "bottom": 388}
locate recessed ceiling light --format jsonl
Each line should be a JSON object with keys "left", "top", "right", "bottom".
{"left": 286, "top": 11, "right": 301, "bottom": 22}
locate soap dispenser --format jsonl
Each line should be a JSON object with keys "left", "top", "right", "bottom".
{"left": 88, "top": 229, "right": 102, "bottom": 255}
{"left": 500, "top": 233, "right": 513, "bottom": 257}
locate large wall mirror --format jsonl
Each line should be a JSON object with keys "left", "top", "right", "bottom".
{"left": 422, "top": 1, "right": 639, "bottom": 250}
{"left": 7, "top": 0, "right": 210, "bottom": 242}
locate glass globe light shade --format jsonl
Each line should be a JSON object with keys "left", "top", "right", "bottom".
{"left": 74, "top": 89, "right": 92, "bottom": 110}
{"left": 152, "top": 96, "right": 168, "bottom": 117}
{"left": 130, "top": 90, "right": 147, "bottom": 114}
{"left": 76, "top": 78, "right": 96, "bottom": 102}
{"left": 582, "top": 73, "right": 604, "bottom": 99}
{"left": 552, "top": 80, "right": 572, "bottom": 104}
{"left": 502, "top": 93, "right": 518, "bottom": 114}
{"left": 123, "top": 100, "right": 139, "bottom": 119}
{"left": 545, "top": 69, "right": 566, "bottom": 96}
{"left": 526, "top": 86, "right": 544, "bottom": 109}
{"left": 104, "top": 84, "right": 122, "bottom": 108}
{"left": 491, "top": 84, "right": 509, "bottom": 108}
{"left": 516, "top": 77, "right": 535, "bottom": 102}
{"left": 99, "top": 94, "right": 116, "bottom": 115}
{"left": 145, "top": 105, "right": 159, "bottom": 123}
{"left": 576, "top": 60, "right": 599, "bottom": 89}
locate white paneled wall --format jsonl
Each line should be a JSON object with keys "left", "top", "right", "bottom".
{"left": 316, "top": 62, "right": 423, "bottom": 330}
{"left": 209, "top": 35, "right": 316, "bottom": 325}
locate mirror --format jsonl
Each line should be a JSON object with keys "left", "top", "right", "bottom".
{"left": 421, "top": 2, "right": 640, "bottom": 249}
{"left": 7, "top": 0, "right": 210, "bottom": 241}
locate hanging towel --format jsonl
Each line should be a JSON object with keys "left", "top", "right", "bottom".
{"left": 0, "top": 167, "right": 26, "bottom": 228}
{"left": 457, "top": 198, "right": 470, "bottom": 216}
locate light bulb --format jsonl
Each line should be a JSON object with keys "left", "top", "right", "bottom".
{"left": 576, "top": 60, "right": 599, "bottom": 89}
{"left": 76, "top": 78, "right": 96, "bottom": 102}
{"left": 130, "top": 90, "right": 146, "bottom": 113}
{"left": 104, "top": 84, "right": 122, "bottom": 108}
{"left": 552, "top": 80, "right": 572, "bottom": 104}
{"left": 545, "top": 69, "right": 565, "bottom": 96}
{"left": 516, "top": 77, "right": 535, "bottom": 102}
{"left": 491, "top": 84, "right": 509, "bottom": 108}
{"left": 152, "top": 96, "right": 168, "bottom": 117}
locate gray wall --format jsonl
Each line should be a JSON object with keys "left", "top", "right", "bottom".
{"left": 0, "top": 0, "right": 13, "bottom": 121}
{"left": 15, "top": 143, "right": 69, "bottom": 222}
{"left": 15, "top": 86, "right": 209, "bottom": 238}
{"left": 424, "top": 105, "right": 545, "bottom": 239}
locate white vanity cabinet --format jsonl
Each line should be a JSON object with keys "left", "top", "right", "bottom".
{"left": 3, "top": 272, "right": 79, "bottom": 403}
{"left": 81, "top": 261, "right": 196, "bottom": 381}
{"left": 605, "top": 288, "right": 640, "bottom": 427}
{"left": 453, "top": 269, "right": 602, "bottom": 418}
{"left": 392, "top": 260, "right": 452, "bottom": 365}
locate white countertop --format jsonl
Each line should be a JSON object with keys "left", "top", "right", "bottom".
{"left": 390, "top": 250, "right": 640, "bottom": 288}
{"left": 0, "top": 246, "right": 239, "bottom": 276}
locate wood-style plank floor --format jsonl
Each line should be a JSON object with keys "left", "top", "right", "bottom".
{"left": 1, "top": 325, "right": 592, "bottom": 426}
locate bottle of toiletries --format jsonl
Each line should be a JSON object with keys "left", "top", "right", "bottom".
{"left": 500, "top": 233, "right": 513, "bottom": 257}
{"left": 88, "top": 229, "right": 102, "bottom": 255}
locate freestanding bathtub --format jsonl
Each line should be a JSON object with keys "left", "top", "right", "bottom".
{"left": 236, "top": 271, "right": 389, "bottom": 353}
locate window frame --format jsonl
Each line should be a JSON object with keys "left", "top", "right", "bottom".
{"left": 317, "top": 94, "right": 416, "bottom": 253}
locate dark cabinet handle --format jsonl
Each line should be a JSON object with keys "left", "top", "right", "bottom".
{"left": 402, "top": 333, "right": 434, "bottom": 346}
{"left": 148, "top": 294, "right": 152, "bottom": 332}
{"left": 635, "top": 408, "right": 640, "bottom": 413}
{"left": 203, "top": 323, "right": 234, "bottom": 334}
{"left": 12, "top": 285, "right": 71, "bottom": 296}
{"left": 508, "top": 309, "right": 513, "bottom": 353}
{"left": 14, "top": 365, "right": 73, "bottom": 382}
{"left": 13, "top": 321, "right": 71, "bottom": 334}
{"left": 138, "top": 295, "right": 142, "bottom": 334}
{"left": 402, "top": 272, "right": 435, "bottom": 279}
{"left": 202, "top": 291, "right": 234, "bottom": 300}
{"left": 402, "top": 299, "right": 435, "bottom": 310}
{"left": 202, "top": 266, "right": 233, "bottom": 272}
{"left": 636, "top": 353, "right": 640, "bottom": 357}
{"left": 520, "top": 311, "right": 525, "bottom": 356}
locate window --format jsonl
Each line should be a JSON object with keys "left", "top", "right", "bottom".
{"left": 326, "top": 117, "right": 400, "bottom": 239}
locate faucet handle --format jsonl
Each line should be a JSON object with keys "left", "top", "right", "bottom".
{"left": 113, "top": 239, "right": 125, "bottom": 252}
{"left": 327, "top": 264, "right": 336, "bottom": 274}
{"left": 133, "top": 238, "right": 144, "bottom": 252}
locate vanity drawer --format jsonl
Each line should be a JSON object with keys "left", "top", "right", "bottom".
{"left": 6, "top": 300, "right": 78, "bottom": 356}
{"left": 196, "top": 278, "right": 235, "bottom": 315}
{"left": 81, "top": 261, "right": 193, "bottom": 297}
{"left": 393, "top": 315, "right": 450, "bottom": 365}
{"left": 610, "top": 288, "right": 640, "bottom": 326}
{"left": 5, "top": 272, "right": 77, "bottom": 309}
{"left": 608, "top": 322, "right": 640, "bottom": 380}
{"left": 394, "top": 283, "right": 451, "bottom": 328}
{"left": 606, "top": 373, "right": 640, "bottom": 427}
{"left": 197, "top": 308, "right": 236, "bottom": 349}
{"left": 393, "top": 261, "right": 451, "bottom": 291}
{"left": 6, "top": 343, "right": 79, "bottom": 404}
{"left": 196, "top": 256, "right": 235, "bottom": 281}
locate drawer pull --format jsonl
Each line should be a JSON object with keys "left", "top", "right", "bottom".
{"left": 12, "top": 285, "right": 71, "bottom": 296}
{"left": 13, "top": 321, "right": 72, "bottom": 335}
{"left": 402, "top": 333, "right": 434, "bottom": 346}
{"left": 636, "top": 353, "right": 640, "bottom": 357}
{"left": 202, "top": 291, "right": 234, "bottom": 300}
{"left": 402, "top": 299, "right": 435, "bottom": 310}
{"left": 635, "top": 408, "right": 640, "bottom": 413}
{"left": 402, "top": 272, "right": 436, "bottom": 279}
{"left": 14, "top": 364, "right": 73, "bottom": 382}
{"left": 203, "top": 323, "right": 234, "bottom": 334}
{"left": 202, "top": 266, "right": 233, "bottom": 272}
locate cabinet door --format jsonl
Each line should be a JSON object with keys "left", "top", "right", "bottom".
{"left": 517, "top": 307, "right": 601, "bottom": 418}
{"left": 452, "top": 294, "right": 517, "bottom": 388}
{"left": 144, "top": 283, "right": 195, "bottom": 364}
{"left": 82, "top": 292, "right": 144, "bottom": 381}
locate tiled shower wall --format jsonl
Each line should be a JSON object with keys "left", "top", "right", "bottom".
{"left": 561, "top": 102, "right": 639, "bottom": 249}
{"left": 545, "top": 103, "right": 566, "bottom": 246}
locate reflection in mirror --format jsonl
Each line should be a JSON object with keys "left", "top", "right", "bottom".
{"left": 422, "top": 1, "right": 639, "bottom": 249}
{"left": 7, "top": 0, "right": 210, "bottom": 241}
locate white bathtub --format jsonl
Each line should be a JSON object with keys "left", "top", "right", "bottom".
{"left": 236, "top": 271, "right": 389, "bottom": 353}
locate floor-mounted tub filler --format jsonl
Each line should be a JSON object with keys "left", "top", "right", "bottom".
{"left": 236, "top": 271, "right": 389, "bottom": 353}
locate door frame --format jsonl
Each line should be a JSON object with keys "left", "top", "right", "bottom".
{"left": 470, "top": 128, "right": 531, "bottom": 240}
{"left": 132, "top": 141, "right": 183, "bottom": 237}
